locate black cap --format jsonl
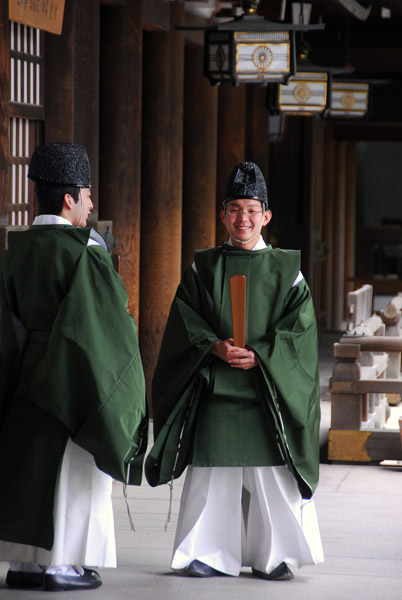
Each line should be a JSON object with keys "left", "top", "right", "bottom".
{"left": 28, "top": 142, "right": 91, "bottom": 187}
{"left": 224, "top": 162, "right": 268, "bottom": 209}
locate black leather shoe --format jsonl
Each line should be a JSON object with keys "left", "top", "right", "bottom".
{"left": 252, "top": 562, "right": 294, "bottom": 581}
{"left": 184, "top": 560, "right": 224, "bottom": 577}
{"left": 6, "top": 570, "right": 44, "bottom": 588}
{"left": 43, "top": 568, "right": 102, "bottom": 591}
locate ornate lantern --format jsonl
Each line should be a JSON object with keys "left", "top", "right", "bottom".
{"left": 268, "top": 38, "right": 353, "bottom": 116}
{"left": 326, "top": 79, "right": 370, "bottom": 119}
{"left": 180, "top": 1, "right": 325, "bottom": 86}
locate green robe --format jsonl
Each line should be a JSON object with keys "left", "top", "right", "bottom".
{"left": 0, "top": 225, "right": 148, "bottom": 550}
{"left": 145, "top": 244, "right": 320, "bottom": 500}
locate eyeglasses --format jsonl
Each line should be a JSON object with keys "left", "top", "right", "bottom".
{"left": 225, "top": 208, "right": 263, "bottom": 218}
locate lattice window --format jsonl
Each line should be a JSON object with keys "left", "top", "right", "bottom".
{"left": 8, "top": 21, "right": 44, "bottom": 226}
{"left": 10, "top": 22, "right": 42, "bottom": 106}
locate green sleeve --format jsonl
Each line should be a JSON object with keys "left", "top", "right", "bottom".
{"left": 18, "top": 246, "right": 148, "bottom": 485}
{"left": 252, "top": 278, "right": 321, "bottom": 497}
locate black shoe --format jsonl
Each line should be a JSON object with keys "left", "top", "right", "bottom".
{"left": 6, "top": 569, "right": 44, "bottom": 588}
{"left": 184, "top": 560, "right": 224, "bottom": 578}
{"left": 252, "top": 562, "right": 294, "bottom": 581}
{"left": 43, "top": 568, "right": 102, "bottom": 591}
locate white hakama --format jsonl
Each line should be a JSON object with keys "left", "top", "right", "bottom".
{"left": 171, "top": 465, "right": 323, "bottom": 576}
{"left": 0, "top": 438, "right": 116, "bottom": 568}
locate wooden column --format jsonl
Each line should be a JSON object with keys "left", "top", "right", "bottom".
{"left": 45, "top": 0, "right": 100, "bottom": 206}
{"left": 99, "top": 1, "right": 142, "bottom": 319}
{"left": 245, "top": 86, "right": 269, "bottom": 179}
{"left": 345, "top": 142, "right": 357, "bottom": 298}
{"left": 332, "top": 141, "right": 347, "bottom": 330}
{"left": 140, "top": 4, "right": 184, "bottom": 401}
{"left": 182, "top": 44, "right": 218, "bottom": 271}
{"left": 322, "top": 125, "right": 336, "bottom": 330}
{"left": 0, "top": 1, "right": 9, "bottom": 223}
{"left": 304, "top": 117, "right": 325, "bottom": 323}
{"left": 216, "top": 85, "right": 247, "bottom": 245}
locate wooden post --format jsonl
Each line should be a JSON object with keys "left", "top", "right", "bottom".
{"left": 0, "top": 1, "right": 9, "bottom": 225}
{"left": 332, "top": 141, "right": 347, "bottom": 330}
{"left": 140, "top": 4, "right": 184, "bottom": 402}
{"left": 45, "top": 0, "right": 100, "bottom": 206}
{"left": 245, "top": 86, "right": 269, "bottom": 179}
{"left": 216, "top": 85, "right": 246, "bottom": 246}
{"left": 182, "top": 44, "right": 218, "bottom": 271}
{"left": 98, "top": 1, "right": 142, "bottom": 319}
{"left": 345, "top": 142, "right": 356, "bottom": 298}
{"left": 304, "top": 118, "right": 325, "bottom": 322}
{"left": 322, "top": 125, "right": 335, "bottom": 330}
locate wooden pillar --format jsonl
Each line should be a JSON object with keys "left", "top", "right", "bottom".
{"left": 332, "top": 141, "right": 347, "bottom": 330}
{"left": 304, "top": 117, "right": 325, "bottom": 323}
{"left": 99, "top": 1, "right": 142, "bottom": 319}
{"left": 45, "top": 0, "right": 100, "bottom": 205}
{"left": 140, "top": 4, "right": 184, "bottom": 401}
{"left": 216, "top": 85, "right": 247, "bottom": 245}
{"left": 182, "top": 44, "right": 218, "bottom": 271}
{"left": 322, "top": 125, "right": 335, "bottom": 330}
{"left": 0, "top": 2, "right": 8, "bottom": 223}
{"left": 345, "top": 142, "right": 356, "bottom": 298}
{"left": 245, "top": 86, "right": 269, "bottom": 179}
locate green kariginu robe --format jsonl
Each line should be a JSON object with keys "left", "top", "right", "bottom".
{"left": 0, "top": 225, "right": 148, "bottom": 550}
{"left": 145, "top": 243, "right": 320, "bottom": 499}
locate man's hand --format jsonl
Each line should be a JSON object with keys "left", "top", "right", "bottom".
{"left": 211, "top": 338, "right": 258, "bottom": 371}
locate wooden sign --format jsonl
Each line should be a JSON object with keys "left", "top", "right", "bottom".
{"left": 230, "top": 275, "right": 246, "bottom": 348}
{"left": 9, "top": 0, "right": 65, "bottom": 35}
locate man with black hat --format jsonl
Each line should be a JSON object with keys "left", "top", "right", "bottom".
{"left": 0, "top": 142, "right": 147, "bottom": 591}
{"left": 146, "top": 161, "right": 323, "bottom": 580}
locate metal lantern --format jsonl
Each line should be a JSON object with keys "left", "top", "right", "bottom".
{"left": 327, "top": 80, "right": 370, "bottom": 119}
{"left": 179, "top": 1, "right": 324, "bottom": 87}
{"left": 268, "top": 39, "right": 353, "bottom": 116}
{"left": 204, "top": 16, "right": 325, "bottom": 86}
{"left": 205, "top": 23, "right": 296, "bottom": 85}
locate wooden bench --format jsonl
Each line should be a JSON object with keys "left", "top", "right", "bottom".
{"left": 328, "top": 285, "right": 402, "bottom": 463}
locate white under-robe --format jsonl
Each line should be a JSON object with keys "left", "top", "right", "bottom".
{"left": 171, "top": 465, "right": 324, "bottom": 576}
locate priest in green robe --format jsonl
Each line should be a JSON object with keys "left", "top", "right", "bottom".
{"left": 0, "top": 143, "right": 147, "bottom": 591}
{"left": 146, "top": 162, "right": 323, "bottom": 580}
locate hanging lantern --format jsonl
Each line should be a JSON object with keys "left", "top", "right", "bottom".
{"left": 326, "top": 79, "right": 371, "bottom": 119}
{"left": 179, "top": 1, "right": 325, "bottom": 86}
{"left": 268, "top": 38, "right": 353, "bottom": 116}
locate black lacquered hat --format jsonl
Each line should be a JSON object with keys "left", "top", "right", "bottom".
{"left": 28, "top": 142, "right": 91, "bottom": 187}
{"left": 224, "top": 162, "right": 268, "bottom": 208}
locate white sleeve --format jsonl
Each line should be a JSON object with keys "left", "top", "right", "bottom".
{"left": 292, "top": 271, "right": 304, "bottom": 287}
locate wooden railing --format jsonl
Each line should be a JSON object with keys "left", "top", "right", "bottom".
{"left": 328, "top": 285, "right": 402, "bottom": 463}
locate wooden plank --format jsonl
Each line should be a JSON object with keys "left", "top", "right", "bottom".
{"left": 354, "top": 378, "right": 402, "bottom": 394}
{"left": 340, "top": 335, "right": 402, "bottom": 352}
{"left": 230, "top": 275, "right": 246, "bottom": 348}
{"left": 9, "top": 0, "right": 65, "bottom": 35}
{"left": 365, "top": 431, "right": 402, "bottom": 461}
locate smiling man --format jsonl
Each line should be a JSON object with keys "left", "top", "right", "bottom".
{"left": 146, "top": 161, "right": 323, "bottom": 581}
